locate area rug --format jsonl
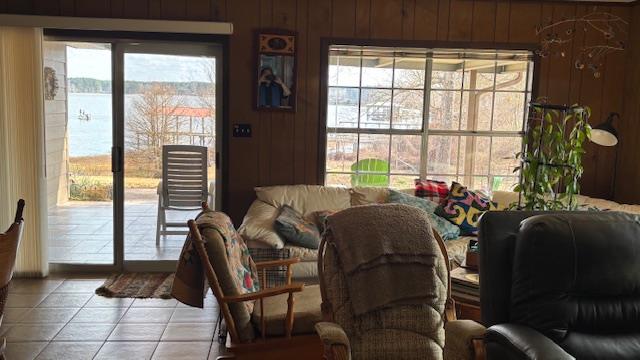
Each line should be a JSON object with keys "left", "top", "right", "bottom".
{"left": 95, "top": 273, "right": 174, "bottom": 299}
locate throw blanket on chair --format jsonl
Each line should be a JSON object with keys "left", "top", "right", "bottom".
{"left": 172, "top": 230, "right": 205, "bottom": 308}
{"left": 172, "top": 209, "right": 260, "bottom": 312}
{"left": 171, "top": 210, "right": 209, "bottom": 308}
{"left": 325, "top": 204, "right": 445, "bottom": 316}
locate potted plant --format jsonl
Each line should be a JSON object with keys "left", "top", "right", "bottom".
{"left": 513, "top": 103, "right": 592, "bottom": 210}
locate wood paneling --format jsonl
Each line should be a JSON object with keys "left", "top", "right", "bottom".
{"left": 413, "top": 0, "right": 438, "bottom": 41}
{"left": 354, "top": 0, "right": 371, "bottom": 38}
{"left": 616, "top": 3, "right": 640, "bottom": 204}
{"left": 75, "top": 0, "right": 110, "bottom": 17}
{"left": 471, "top": 0, "right": 496, "bottom": 43}
{"left": 123, "top": 0, "right": 149, "bottom": 18}
{"left": 437, "top": 0, "right": 450, "bottom": 41}
{"left": 448, "top": 0, "right": 473, "bottom": 41}
{"left": 370, "top": 0, "right": 403, "bottom": 40}
{"left": 34, "top": 0, "right": 60, "bottom": 15}
{"left": 1, "top": 0, "right": 638, "bottom": 222}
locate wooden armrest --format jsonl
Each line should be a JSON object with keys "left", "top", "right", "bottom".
{"left": 221, "top": 283, "right": 304, "bottom": 303}
{"left": 254, "top": 257, "right": 301, "bottom": 270}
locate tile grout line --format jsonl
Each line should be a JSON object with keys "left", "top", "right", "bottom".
{"left": 27, "top": 278, "right": 68, "bottom": 360}
{"left": 6, "top": 279, "right": 221, "bottom": 359}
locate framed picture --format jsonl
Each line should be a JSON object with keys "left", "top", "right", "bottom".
{"left": 255, "top": 30, "right": 297, "bottom": 112}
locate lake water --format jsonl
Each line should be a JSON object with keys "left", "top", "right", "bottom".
{"left": 67, "top": 93, "right": 213, "bottom": 157}
{"left": 68, "top": 93, "right": 113, "bottom": 157}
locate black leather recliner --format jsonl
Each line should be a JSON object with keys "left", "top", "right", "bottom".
{"left": 479, "top": 211, "right": 640, "bottom": 360}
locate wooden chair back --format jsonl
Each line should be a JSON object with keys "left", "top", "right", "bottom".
{"left": 1, "top": 199, "right": 25, "bottom": 333}
{"left": 0, "top": 199, "right": 25, "bottom": 288}
{"left": 162, "top": 145, "right": 208, "bottom": 210}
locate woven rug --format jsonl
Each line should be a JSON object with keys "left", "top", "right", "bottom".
{"left": 96, "top": 273, "right": 174, "bottom": 299}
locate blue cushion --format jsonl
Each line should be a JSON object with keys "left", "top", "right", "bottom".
{"left": 387, "top": 190, "right": 461, "bottom": 240}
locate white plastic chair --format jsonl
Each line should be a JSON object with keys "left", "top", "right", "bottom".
{"left": 156, "top": 145, "right": 208, "bottom": 246}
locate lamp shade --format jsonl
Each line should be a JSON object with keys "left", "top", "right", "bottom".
{"left": 591, "top": 113, "right": 619, "bottom": 147}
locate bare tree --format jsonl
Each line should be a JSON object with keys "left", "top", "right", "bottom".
{"left": 195, "top": 61, "right": 216, "bottom": 114}
{"left": 126, "top": 83, "right": 184, "bottom": 175}
{"left": 194, "top": 61, "right": 217, "bottom": 168}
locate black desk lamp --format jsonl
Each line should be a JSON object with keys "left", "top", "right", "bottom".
{"left": 590, "top": 112, "right": 620, "bottom": 199}
{"left": 591, "top": 112, "right": 619, "bottom": 147}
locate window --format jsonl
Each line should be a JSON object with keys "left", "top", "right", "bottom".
{"left": 325, "top": 46, "right": 533, "bottom": 192}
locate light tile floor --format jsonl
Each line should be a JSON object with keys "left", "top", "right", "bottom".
{"left": 48, "top": 189, "right": 200, "bottom": 264}
{"left": 1, "top": 276, "right": 226, "bottom": 360}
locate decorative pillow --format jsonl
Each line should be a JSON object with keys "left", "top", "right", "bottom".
{"left": 274, "top": 205, "right": 321, "bottom": 249}
{"left": 387, "top": 190, "right": 460, "bottom": 241}
{"left": 312, "top": 209, "right": 339, "bottom": 234}
{"left": 435, "top": 182, "right": 498, "bottom": 235}
{"left": 415, "top": 179, "right": 449, "bottom": 204}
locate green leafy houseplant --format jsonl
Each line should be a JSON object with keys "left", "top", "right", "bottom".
{"left": 513, "top": 104, "right": 592, "bottom": 210}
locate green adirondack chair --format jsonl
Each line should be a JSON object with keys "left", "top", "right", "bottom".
{"left": 350, "top": 158, "right": 390, "bottom": 187}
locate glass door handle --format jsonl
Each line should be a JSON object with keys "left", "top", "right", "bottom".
{"left": 111, "top": 146, "right": 123, "bottom": 173}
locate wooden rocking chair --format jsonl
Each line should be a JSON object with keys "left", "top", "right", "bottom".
{"left": 0, "top": 200, "right": 25, "bottom": 360}
{"left": 187, "top": 215, "right": 323, "bottom": 360}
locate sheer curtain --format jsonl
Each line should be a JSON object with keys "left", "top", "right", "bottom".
{"left": 0, "top": 26, "right": 48, "bottom": 277}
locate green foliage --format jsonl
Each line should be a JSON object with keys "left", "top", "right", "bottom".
{"left": 69, "top": 176, "right": 113, "bottom": 201}
{"left": 513, "top": 105, "right": 592, "bottom": 211}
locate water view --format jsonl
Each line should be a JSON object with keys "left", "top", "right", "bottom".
{"left": 68, "top": 93, "right": 213, "bottom": 157}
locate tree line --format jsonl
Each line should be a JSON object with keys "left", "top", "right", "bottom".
{"left": 68, "top": 77, "right": 214, "bottom": 95}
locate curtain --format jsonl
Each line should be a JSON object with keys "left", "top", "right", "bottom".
{"left": 0, "top": 27, "right": 48, "bottom": 277}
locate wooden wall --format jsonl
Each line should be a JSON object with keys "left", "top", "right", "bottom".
{"left": 616, "top": 2, "right": 640, "bottom": 204}
{"left": 0, "top": 0, "right": 635, "bottom": 223}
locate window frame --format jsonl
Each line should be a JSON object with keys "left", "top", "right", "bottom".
{"left": 318, "top": 38, "right": 540, "bottom": 190}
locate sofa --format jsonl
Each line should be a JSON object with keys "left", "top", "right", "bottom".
{"left": 480, "top": 211, "right": 640, "bottom": 359}
{"left": 238, "top": 184, "right": 640, "bottom": 281}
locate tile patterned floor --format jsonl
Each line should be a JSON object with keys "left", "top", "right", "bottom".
{"left": 48, "top": 189, "right": 199, "bottom": 264}
{"left": 1, "top": 276, "right": 226, "bottom": 360}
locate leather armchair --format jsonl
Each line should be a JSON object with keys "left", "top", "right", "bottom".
{"left": 479, "top": 211, "right": 640, "bottom": 360}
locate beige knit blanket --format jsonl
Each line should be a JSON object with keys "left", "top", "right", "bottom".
{"left": 325, "top": 204, "right": 444, "bottom": 316}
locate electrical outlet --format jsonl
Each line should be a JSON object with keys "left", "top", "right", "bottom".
{"left": 233, "top": 124, "right": 252, "bottom": 138}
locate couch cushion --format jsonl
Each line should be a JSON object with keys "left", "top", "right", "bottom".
{"left": 251, "top": 284, "right": 322, "bottom": 336}
{"left": 350, "top": 187, "right": 389, "bottom": 206}
{"left": 255, "top": 185, "right": 351, "bottom": 215}
{"left": 238, "top": 200, "right": 284, "bottom": 249}
{"left": 445, "top": 236, "right": 474, "bottom": 267}
{"left": 291, "top": 261, "right": 319, "bottom": 281}
{"left": 274, "top": 205, "right": 321, "bottom": 249}
{"left": 491, "top": 191, "right": 519, "bottom": 210}
{"left": 284, "top": 244, "right": 319, "bottom": 261}
{"left": 311, "top": 209, "right": 339, "bottom": 234}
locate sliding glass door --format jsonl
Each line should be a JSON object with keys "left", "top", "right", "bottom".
{"left": 121, "top": 44, "right": 220, "bottom": 267}
{"left": 43, "top": 37, "right": 223, "bottom": 271}
{"left": 44, "top": 41, "right": 115, "bottom": 265}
